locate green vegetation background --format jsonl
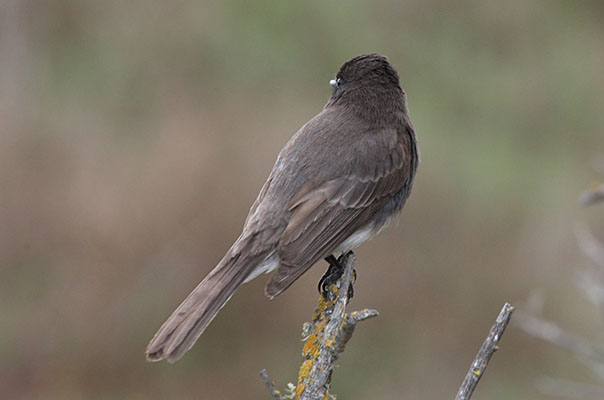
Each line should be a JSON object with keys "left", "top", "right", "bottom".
{"left": 1, "top": 1, "right": 603, "bottom": 399}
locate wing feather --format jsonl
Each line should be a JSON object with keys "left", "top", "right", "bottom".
{"left": 265, "top": 127, "right": 414, "bottom": 297}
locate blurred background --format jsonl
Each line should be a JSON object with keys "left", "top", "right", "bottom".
{"left": 1, "top": 1, "right": 603, "bottom": 399}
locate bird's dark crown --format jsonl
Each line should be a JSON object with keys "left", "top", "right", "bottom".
{"left": 335, "top": 53, "right": 400, "bottom": 87}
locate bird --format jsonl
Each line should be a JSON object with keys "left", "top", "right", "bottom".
{"left": 146, "top": 53, "right": 419, "bottom": 362}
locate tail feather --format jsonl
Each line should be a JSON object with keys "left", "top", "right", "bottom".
{"left": 146, "top": 252, "right": 261, "bottom": 362}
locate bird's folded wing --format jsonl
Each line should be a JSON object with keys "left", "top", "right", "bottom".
{"left": 265, "top": 128, "right": 413, "bottom": 297}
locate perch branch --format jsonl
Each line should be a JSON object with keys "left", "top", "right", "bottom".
{"left": 259, "top": 251, "right": 378, "bottom": 400}
{"left": 455, "top": 302, "right": 515, "bottom": 400}
{"left": 295, "top": 251, "right": 378, "bottom": 400}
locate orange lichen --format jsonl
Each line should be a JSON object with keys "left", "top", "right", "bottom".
{"left": 295, "top": 383, "right": 306, "bottom": 398}
{"left": 302, "top": 332, "right": 319, "bottom": 358}
{"left": 298, "top": 360, "right": 312, "bottom": 380}
{"left": 295, "top": 280, "right": 342, "bottom": 398}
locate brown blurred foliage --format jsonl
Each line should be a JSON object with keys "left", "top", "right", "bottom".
{"left": 1, "top": 1, "right": 603, "bottom": 399}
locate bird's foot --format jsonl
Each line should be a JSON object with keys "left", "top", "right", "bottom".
{"left": 318, "top": 254, "right": 355, "bottom": 301}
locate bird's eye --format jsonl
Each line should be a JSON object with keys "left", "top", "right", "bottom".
{"left": 329, "top": 77, "right": 343, "bottom": 89}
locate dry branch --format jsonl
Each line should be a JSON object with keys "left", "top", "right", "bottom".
{"left": 296, "top": 251, "right": 378, "bottom": 400}
{"left": 260, "top": 251, "right": 379, "bottom": 400}
{"left": 455, "top": 302, "right": 515, "bottom": 400}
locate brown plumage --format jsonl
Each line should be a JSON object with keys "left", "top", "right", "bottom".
{"left": 146, "top": 54, "right": 419, "bottom": 362}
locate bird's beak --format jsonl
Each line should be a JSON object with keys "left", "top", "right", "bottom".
{"left": 329, "top": 79, "right": 337, "bottom": 88}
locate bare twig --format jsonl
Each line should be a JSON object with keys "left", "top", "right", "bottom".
{"left": 455, "top": 302, "right": 515, "bottom": 400}
{"left": 335, "top": 308, "right": 379, "bottom": 354}
{"left": 515, "top": 311, "right": 604, "bottom": 365}
{"left": 260, "top": 369, "right": 283, "bottom": 400}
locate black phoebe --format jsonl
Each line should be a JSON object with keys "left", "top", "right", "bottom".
{"left": 146, "top": 54, "right": 419, "bottom": 362}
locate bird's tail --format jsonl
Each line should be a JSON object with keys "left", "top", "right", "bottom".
{"left": 146, "top": 251, "right": 262, "bottom": 362}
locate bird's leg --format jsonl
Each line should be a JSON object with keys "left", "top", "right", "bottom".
{"left": 318, "top": 255, "right": 341, "bottom": 298}
{"left": 318, "top": 253, "right": 356, "bottom": 300}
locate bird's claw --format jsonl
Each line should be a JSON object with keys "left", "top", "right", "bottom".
{"left": 318, "top": 254, "right": 355, "bottom": 301}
